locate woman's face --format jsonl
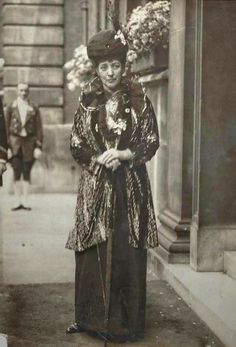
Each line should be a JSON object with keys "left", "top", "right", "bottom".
{"left": 96, "top": 59, "right": 124, "bottom": 92}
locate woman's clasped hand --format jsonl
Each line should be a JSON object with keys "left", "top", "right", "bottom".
{"left": 96, "top": 148, "right": 133, "bottom": 171}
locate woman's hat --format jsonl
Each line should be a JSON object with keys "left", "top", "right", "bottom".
{"left": 87, "top": 30, "right": 128, "bottom": 63}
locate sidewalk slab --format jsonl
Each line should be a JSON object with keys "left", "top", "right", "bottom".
{"left": 0, "top": 194, "right": 225, "bottom": 346}
{"left": 148, "top": 249, "right": 236, "bottom": 347}
{"left": 224, "top": 251, "right": 236, "bottom": 281}
{"left": 0, "top": 334, "right": 7, "bottom": 347}
{"left": 0, "top": 194, "right": 76, "bottom": 284}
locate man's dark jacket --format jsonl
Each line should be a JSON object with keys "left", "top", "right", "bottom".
{"left": 5, "top": 99, "right": 43, "bottom": 162}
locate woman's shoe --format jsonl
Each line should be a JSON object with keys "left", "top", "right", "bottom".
{"left": 95, "top": 331, "right": 129, "bottom": 343}
{"left": 95, "top": 331, "right": 110, "bottom": 342}
{"left": 129, "top": 332, "right": 144, "bottom": 342}
{"left": 66, "top": 322, "right": 85, "bottom": 334}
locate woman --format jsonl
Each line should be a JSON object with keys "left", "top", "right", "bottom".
{"left": 66, "top": 29, "right": 159, "bottom": 343}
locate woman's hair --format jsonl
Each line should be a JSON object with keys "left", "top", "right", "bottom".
{"left": 92, "top": 55, "right": 126, "bottom": 69}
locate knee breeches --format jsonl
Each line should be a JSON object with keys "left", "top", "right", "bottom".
{"left": 11, "top": 149, "right": 34, "bottom": 181}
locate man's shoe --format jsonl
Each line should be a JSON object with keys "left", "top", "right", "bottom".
{"left": 22, "top": 206, "right": 32, "bottom": 211}
{"left": 11, "top": 204, "right": 23, "bottom": 211}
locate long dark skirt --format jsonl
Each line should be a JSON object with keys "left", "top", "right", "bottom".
{"left": 74, "top": 174, "right": 147, "bottom": 341}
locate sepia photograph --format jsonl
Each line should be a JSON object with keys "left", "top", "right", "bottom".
{"left": 0, "top": 0, "right": 235, "bottom": 346}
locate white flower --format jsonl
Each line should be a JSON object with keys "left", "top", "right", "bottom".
{"left": 106, "top": 99, "right": 118, "bottom": 116}
{"left": 127, "top": 50, "right": 138, "bottom": 63}
{"left": 105, "top": 99, "right": 127, "bottom": 136}
{"left": 68, "top": 82, "right": 76, "bottom": 91}
{"left": 74, "top": 45, "right": 87, "bottom": 58}
{"left": 141, "top": 33, "right": 149, "bottom": 45}
{"left": 123, "top": 1, "right": 170, "bottom": 60}
{"left": 64, "top": 59, "right": 75, "bottom": 70}
{"left": 67, "top": 70, "right": 76, "bottom": 81}
{"left": 107, "top": 118, "right": 127, "bottom": 136}
{"left": 64, "top": 44, "right": 95, "bottom": 90}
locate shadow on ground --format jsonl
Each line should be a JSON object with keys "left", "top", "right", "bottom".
{"left": 0, "top": 280, "right": 225, "bottom": 347}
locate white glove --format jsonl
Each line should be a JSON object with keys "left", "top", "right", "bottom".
{"left": 0, "top": 162, "right": 7, "bottom": 175}
{"left": 111, "top": 159, "right": 121, "bottom": 172}
{"left": 33, "top": 148, "right": 42, "bottom": 160}
{"left": 7, "top": 149, "right": 12, "bottom": 160}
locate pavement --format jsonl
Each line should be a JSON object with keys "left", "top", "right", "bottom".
{"left": 0, "top": 191, "right": 226, "bottom": 347}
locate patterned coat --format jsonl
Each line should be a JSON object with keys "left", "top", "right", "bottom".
{"left": 0, "top": 97, "right": 7, "bottom": 186}
{"left": 66, "top": 80, "right": 159, "bottom": 252}
{"left": 5, "top": 99, "right": 43, "bottom": 161}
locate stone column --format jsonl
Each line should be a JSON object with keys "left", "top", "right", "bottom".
{"left": 139, "top": 71, "right": 168, "bottom": 217}
{"left": 88, "top": 0, "right": 98, "bottom": 38}
{"left": 118, "top": 0, "right": 128, "bottom": 24}
{"left": 2, "top": 0, "right": 64, "bottom": 125}
{"left": 0, "top": 0, "right": 3, "bottom": 91}
{"left": 64, "top": 0, "right": 84, "bottom": 123}
{"left": 191, "top": 0, "right": 236, "bottom": 271}
{"left": 157, "top": 0, "right": 197, "bottom": 263}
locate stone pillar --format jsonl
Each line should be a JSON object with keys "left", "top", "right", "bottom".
{"left": 119, "top": 0, "right": 127, "bottom": 24}
{"left": 88, "top": 0, "right": 98, "bottom": 38}
{"left": 64, "top": 0, "right": 84, "bottom": 123}
{"left": 0, "top": 0, "right": 3, "bottom": 91}
{"left": 191, "top": 0, "right": 236, "bottom": 271}
{"left": 157, "top": 0, "right": 197, "bottom": 263}
{"left": 139, "top": 71, "right": 168, "bottom": 217}
{"left": 2, "top": 0, "right": 64, "bottom": 125}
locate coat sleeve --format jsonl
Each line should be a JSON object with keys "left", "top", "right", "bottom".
{"left": 35, "top": 106, "right": 43, "bottom": 149}
{"left": 70, "top": 104, "right": 99, "bottom": 174}
{"left": 129, "top": 96, "right": 159, "bottom": 167}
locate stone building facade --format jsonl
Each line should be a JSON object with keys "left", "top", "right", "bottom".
{"left": 1, "top": 0, "right": 84, "bottom": 192}
{"left": 1, "top": 1, "right": 236, "bottom": 346}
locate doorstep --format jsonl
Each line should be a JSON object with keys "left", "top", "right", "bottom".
{"left": 148, "top": 249, "right": 236, "bottom": 347}
{"left": 0, "top": 334, "right": 7, "bottom": 347}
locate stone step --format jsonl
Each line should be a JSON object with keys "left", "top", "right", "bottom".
{"left": 0, "top": 334, "right": 7, "bottom": 347}
{"left": 149, "top": 250, "right": 236, "bottom": 347}
{"left": 224, "top": 251, "right": 236, "bottom": 281}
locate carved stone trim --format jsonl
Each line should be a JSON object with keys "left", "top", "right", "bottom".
{"left": 157, "top": 208, "right": 190, "bottom": 264}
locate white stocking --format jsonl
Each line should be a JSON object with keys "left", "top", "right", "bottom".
{"left": 22, "top": 180, "right": 30, "bottom": 207}
{"left": 13, "top": 180, "right": 22, "bottom": 207}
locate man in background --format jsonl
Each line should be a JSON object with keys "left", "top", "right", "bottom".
{"left": 6, "top": 83, "right": 43, "bottom": 210}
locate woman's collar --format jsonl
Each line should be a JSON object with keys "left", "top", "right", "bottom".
{"left": 80, "top": 76, "right": 145, "bottom": 110}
